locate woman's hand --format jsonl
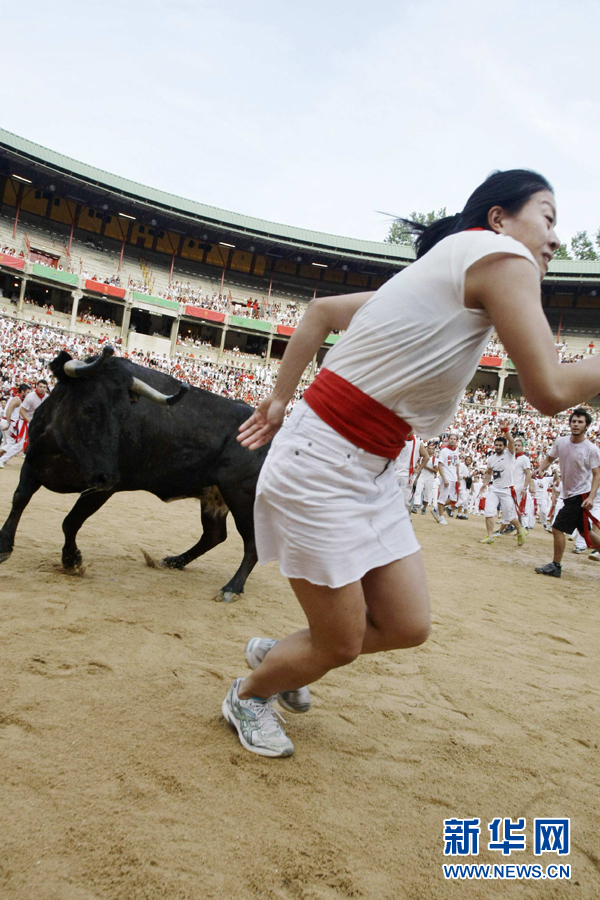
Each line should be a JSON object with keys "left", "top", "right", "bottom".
{"left": 237, "top": 394, "right": 287, "bottom": 449}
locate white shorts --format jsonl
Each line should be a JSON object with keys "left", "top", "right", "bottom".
{"left": 439, "top": 481, "right": 458, "bottom": 505}
{"left": 254, "top": 401, "right": 421, "bottom": 588}
{"left": 417, "top": 470, "right": 435, "bottom": 504}
{"left": 485, "top": 489, "right": 517, "bottom": 521}
{"left": 458, "top": 486, "right": 470, "bottom": 508}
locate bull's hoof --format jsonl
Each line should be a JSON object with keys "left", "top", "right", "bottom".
{"left": 62, "top": 550, "right": 83, "bottom": 569}
{"left": 63, "top": 564, "right": 86, "bottom": 577}
{"left": 213, "top": 589, "right": 241, "bottom": 603}
{"left": 0, "top": 549, "right": 12, "bottom": 564}
{"left": 160, "top": 555, "right": 187, "bottom": 570}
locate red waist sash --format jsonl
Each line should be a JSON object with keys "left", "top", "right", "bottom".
{"left": 303, "top": 368, "right": 411, "bottom": 459}
{"left": 582, "top": 493, "right": 600, "bottom": 548}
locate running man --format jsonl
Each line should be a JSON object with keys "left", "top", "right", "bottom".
{"left": 513, "top": 437, "right": 534, "bottom": 529}
{"left": 0, "top": 383, "right": 29, "bottom": 464}
{"left": 394, "top": 435, "right": 429, "bottom": 510}
{"left": 433, "top": 433, "right": 460, "bottom": 525}
{"left": 456, "top": 454, "right": 473, "bottom": 519}
{"left": 535, "top": 408, "right": 600, "bottom": 577}
{"left": 533, "top": 470, "right": 553, "bottom": 531}
{"left": 0, "top": 381, "right": 48, "bottom": 468}
{"left": 479, "top": 423, "right": 527, "bottom": 545}
{"left": 414, "top": 440, "right": 438, "bottom": 515}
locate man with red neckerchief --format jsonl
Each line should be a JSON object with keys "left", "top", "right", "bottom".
{"left": 433, "top": 433, "right": 460, "bottom": 525}
{"left": 0, "top": 379, "right": 49, "bottom": 468}
{"left": 478, "top": 420, "right": 527, "bottom": 546}
{"left": 513, "top": 436, "right": 535, "bottom": 529}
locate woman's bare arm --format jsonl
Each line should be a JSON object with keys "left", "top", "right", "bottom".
{"left": 238, "top": 291, "right": 374, "bottom": 448}
{"left": 466, "top": 256, "right": 600, "bottom": 415}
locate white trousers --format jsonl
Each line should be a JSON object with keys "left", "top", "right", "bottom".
{"left": 0, "top": 434, "right": 25, "bottom": 463}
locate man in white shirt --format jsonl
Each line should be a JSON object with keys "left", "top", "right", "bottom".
{"left": 433, "top": 433, "right": 460, "bottom": 525}
{"left": 0, "top": 380, "right": 49, "bottom": 468}
{"left": 413, "top": 440, "right": 437, "bottom": 515}
{"left": 456, "top": 455, "right": 472, "bottom": 519}
{"left": 0, "top": 383, "right": 29, "bottom": 459}
{"left": 478, "top": 423, "right": 527, "bottom": 545}
{"left": 513, "top": 437, "right": 535, "bottom": 529}
{"left": 533, "top": 472, "right": 553, "bottom": 530}
{"left": 535, "top": 408, "right": 600, "bottom": 577}
{"left": 394, "top": 436, "right": 429, "bottom": 509}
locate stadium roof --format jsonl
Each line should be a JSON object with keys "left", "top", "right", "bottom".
{"left": 0, "top": 127, "right": 415, "bottom": 266}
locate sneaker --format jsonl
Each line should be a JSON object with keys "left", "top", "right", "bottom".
{"left": 245, "top": 637, "right": 311, "bottom": 714}
{"left": 222, "top": 678, "right": 294, "bottom": 758}
{"left": 500, "top": 524, "right": 516, "bottom": 535}
{"left": 572, "top": 547, "right": 587, "bottom": 554}
{"left": 410, "top": 505, "right": 418, "bottom": 514}
{"left": 590, "top": 550, "right": 600, "bottom": 562}
{"left": 478, "top": 536, "right": 495, "bottom": 544}
{"left": 445, "top": 506, "right": 454, "bottom": 517}
{"left": 517, "top": 530, "right": 527, "bottom": 547}
{"left": 438, "top": 515, "right": 448, "bottom": 525}
{"left": 535, "top": 562, "right": 562, "bottom": 578}
{"left": 431, "top": 509, "right": 442, "bottom": 524}
{"left": 421, "top": 506, "right": 426, "bottom": 515}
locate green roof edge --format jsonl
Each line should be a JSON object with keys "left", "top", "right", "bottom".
{"left": 0, "top": 127, "right": 415, "bottom": 263}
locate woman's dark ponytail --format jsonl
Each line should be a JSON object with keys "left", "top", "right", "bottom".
{"left": 400, "top": 169, "right": 553, "bottom": 259}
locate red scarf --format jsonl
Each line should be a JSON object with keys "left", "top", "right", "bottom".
{"left": 582, "top": 493, "right": 600, "bottom": 548}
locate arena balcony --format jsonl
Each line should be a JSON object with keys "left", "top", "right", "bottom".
{"left": 1, "top": 126, "right": 600, "bottom": 391}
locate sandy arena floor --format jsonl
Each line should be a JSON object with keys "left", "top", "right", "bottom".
{"left": 0, "top": 460, "right": 599, "bottom": 900}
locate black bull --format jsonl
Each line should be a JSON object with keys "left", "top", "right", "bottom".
{"left": 0, "top": 347, "right": 270, "bottom": 602}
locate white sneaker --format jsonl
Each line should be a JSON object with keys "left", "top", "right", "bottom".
{"left": 590, "top": 550, "right": 600, "bottom": 562}
{"left": 438, "top": 515, "right": 448, "bottom": 525}
{"left": 431, "top": 508, "right": 442, "bottom": 524}
{"left": 222, "top": 679, "right": 294, "bottom": 758}
{"left": 244, "top": 637, "right": 312, "bottom": 713}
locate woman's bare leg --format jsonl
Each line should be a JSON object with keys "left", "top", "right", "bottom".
{"left": 239, "top": 550, "right": 430, "bottom": 700}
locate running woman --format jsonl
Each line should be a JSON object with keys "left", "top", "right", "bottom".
{"left": 224, "top": 169, "right": 600, "bottom": 758}
{"left": 534, "top": 408, "right": 600, "bottom": 577}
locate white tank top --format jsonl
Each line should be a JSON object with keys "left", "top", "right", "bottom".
{"left": 323, "top": 231, "right": 538, "bottom": 437}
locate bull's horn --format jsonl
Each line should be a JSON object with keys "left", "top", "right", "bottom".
{"left": 64, "top": 345, "right": 114, "bottom": 378}
{"left": 130, "top": 377, "right": 189, "bottom": 407}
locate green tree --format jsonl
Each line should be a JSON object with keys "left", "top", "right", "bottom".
{"left": 595, "top": 226, "right": 600, "bottom": 255}
{"left": 553, "top": 243, "right": 572, "bottom": 260}
{"left": 570, "top": 230, "right": 597, "bottom": 261}
{"left": 385, "top": 208, "right": 447, "bottom": 247}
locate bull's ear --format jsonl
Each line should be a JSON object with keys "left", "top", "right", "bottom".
{"left": 50, "top": 351, "right": 73, "bottom": 381}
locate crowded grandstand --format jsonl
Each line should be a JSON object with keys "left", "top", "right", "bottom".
{"left": 1, "top": 127, "right": 599, "bottom": 505}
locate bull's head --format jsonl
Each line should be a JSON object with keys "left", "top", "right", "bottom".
{"left": 45, "top": 346, "right": 188, "bottom": 493}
